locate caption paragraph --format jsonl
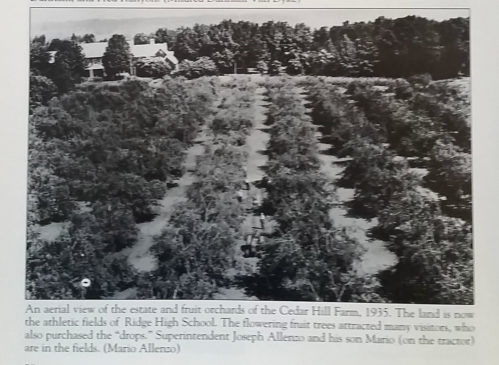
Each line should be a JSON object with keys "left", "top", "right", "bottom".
{"left": 24, "top": 302, "right": 475, "bottom": 355}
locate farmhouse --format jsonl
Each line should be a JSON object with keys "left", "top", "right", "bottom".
{"left": 80, "top": 39, "right": 179, "bottom": 78}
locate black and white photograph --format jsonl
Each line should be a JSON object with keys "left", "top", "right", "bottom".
{"left": 27, "top": 8, "right": 472, "bottom": 303}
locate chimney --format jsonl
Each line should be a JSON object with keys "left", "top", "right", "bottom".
{"left": 149, "top": 38, "right": 155, "bottom": 44}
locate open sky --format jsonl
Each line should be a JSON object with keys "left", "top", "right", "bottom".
{"left": 31, "top": 8, "right": 469, "bottom": 40}
{"left": 32, "top": 8, "right": 469, "bottom": 26}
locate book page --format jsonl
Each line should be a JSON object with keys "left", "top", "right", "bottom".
{"left": 1, "top": 0, "right": 499, "bottom": 364}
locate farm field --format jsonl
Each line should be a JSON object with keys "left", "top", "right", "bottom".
{"left": 26, "top": 74, "right": 472, "bottom": 304}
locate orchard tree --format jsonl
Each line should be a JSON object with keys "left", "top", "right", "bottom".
{"left": 378, "top": 187, "right": 472, "bottom": 304}
{"left": 255, "top": 229, "right": 383, "bottom": 302}
{"left": 150, "top": 203, "right": 236, "bottom": 299}
{"left": 103, "top": 35, "right": 132, "bottom": 78}
{"left": 425, "top": 140, "right": 471, "bottom": 220}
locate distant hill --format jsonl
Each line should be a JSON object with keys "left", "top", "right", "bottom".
{"left": 32, "top": 15, "right": 214, "bottom": 40}
{"left": 31, "top": 13, "right": 307, "bottom": 41}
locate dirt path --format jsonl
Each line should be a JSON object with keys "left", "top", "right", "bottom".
{"left": 126, "top": 128, "right": 209, "bottom": 273}
{"left": 297, "top": 87, "right": 397, "bottom": 276}
{"left": 325, "top": 158, "right": 398, "bottom": 275}
{"left": 241, "top": 87, "right": 275, "bottom": 240}
{"left": 213, "top": 86, "right": 271, "bottom": 300}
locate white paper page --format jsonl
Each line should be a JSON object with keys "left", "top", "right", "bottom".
{"left": 1, "top": 1, "right": 498, "bottom": 364}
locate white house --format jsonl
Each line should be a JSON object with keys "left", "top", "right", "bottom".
{"left": 80, "top": 39, "right": 179, "bottom": 78}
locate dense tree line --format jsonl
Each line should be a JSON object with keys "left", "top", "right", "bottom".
{"left": 31, "top": 15, "right": 468, "bottom": 92}
{"left": 26, "top": 77, "right": 217, "bottom": 299}
{"left": 150, "top": 16, "right": 468, "bottom": 79}
{"left": 304, "top": 77, "right": 472, "bottom": 304}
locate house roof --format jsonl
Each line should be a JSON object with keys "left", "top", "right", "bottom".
{"left": 81, "top": 42, "right": 108, "bottom": 59}
{"left": 80, "top": 41, "right": 179, "bottom": 64}
{"left": 132, "top": 43, "right": 166, "bottom": 58}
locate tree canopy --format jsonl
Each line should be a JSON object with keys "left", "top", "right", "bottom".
{"left": 152, "top": 16, "right": 469, "bottom": 79}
